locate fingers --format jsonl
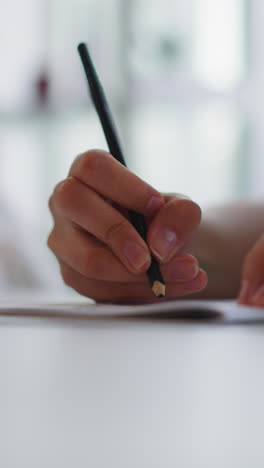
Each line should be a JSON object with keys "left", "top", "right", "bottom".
{"left": 50, "top": 151, "right": 200, "bottom": 276}
{"left": 50, "top": 177, "right": 152, "bottom": 274}
{"left": 48, "top": 219, "right": 202, "bottom": 283}
{"left": 48, "top": 150, "right": 206, "bottom": 303}
{"left": 147, "top": 194, "right": 201, "bottom": 263}
{"left": 59, "top": 260, "right": 208, "bottom": 303}
{"left": 69, "top": 149, "right": 164, "bottom": 216}
{"left": 48, "top": 218, "right": 150, "bottom": 282}
{"left": 238, "top": 234, "right": 264, "bottom": 306}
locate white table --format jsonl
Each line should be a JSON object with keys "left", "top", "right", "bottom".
{"left": 2, "top": 314, "right": 264, "bottom": 468}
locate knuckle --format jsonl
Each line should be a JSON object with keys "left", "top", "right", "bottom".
{"left": 104, "top": 219, "right": 129, "bottom": 245}
{"left": 48, "top": 194, "right": 55, "bottom": 214}
{"left": 74, "top": 149, "right": 108, "bottom": 177}
{"left": 77, "top": 151, "right": 98, "bottom": 174}
{"left": 60, "top": 265, "right": 74, "bottom": 288}
{"left": 47, "top": 230, "right": 56, "bottom": 253}
{"left": 53, "top": 178, "right": 78, "bottom": 214}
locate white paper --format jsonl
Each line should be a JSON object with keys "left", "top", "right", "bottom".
{"left": 0, "top": 291, "right": 264, "bottom": 323}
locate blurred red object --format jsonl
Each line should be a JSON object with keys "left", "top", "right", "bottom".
{"left": 36, "top": 71, "right": 49, "bottom": 106}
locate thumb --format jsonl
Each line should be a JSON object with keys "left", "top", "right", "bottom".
{"left": 238, "top": 234, "right": 264, "bottom": 306}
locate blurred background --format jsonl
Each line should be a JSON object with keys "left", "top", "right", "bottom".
{"left": 0, "top": 0, "right": 263, "bottom": 292}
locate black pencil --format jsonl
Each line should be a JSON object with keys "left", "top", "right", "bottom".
{"left": 77, "top": 42, "right": 165, "bottom": 298}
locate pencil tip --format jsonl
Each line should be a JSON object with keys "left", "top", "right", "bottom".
{"left": 152, "top": 281, "right": 166, "bottom": 298}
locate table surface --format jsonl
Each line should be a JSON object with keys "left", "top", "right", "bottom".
{"left": 2, "top": 314, "right": 264, "bottom": 468}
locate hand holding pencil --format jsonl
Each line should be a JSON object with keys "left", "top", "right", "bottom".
{"left": 48, "top": 148, "right": 207, "bottom": 302}
{"left": 47, "top": 44, "right": 207, "bottom": 302}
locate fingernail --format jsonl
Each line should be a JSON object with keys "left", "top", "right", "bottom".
{"left": 251, "top": 283, "right": 264, "bottom": 304}
{"left": 150, "top": 228, "right": 178, "bottom": 262}
{"left": 167, "top": 258, "right": 199, "bottom": 281}
{"left": 183, "top": 270, "right": 207, "bottom": 291}
{"left": 122, "top": 241, "right": 151, "bottom": 271}
{"left": 145, "top": 196, "right": 163, "bottom": 217}
{"left": 237, "top": 280, "right": 251, "bottom": 304}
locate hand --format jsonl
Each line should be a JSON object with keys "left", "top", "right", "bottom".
{"left": 238, "top": 234, "right": 264, "bottom": 306}
{"left": 48, "top": 149, "right": 208, "bottom": 302}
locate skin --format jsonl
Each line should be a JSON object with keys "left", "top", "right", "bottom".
{"left": 48, "top": 149, "right": 264, "bottom": 306}
{"left": 182, "top": 202, "right": 264, "bottom": 306}
{"left": 238, "top": 233, "right": 264, "bottom": 306}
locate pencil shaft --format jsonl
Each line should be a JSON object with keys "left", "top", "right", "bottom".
{"left": 78, "top": 43, "right": 126, "bottom": 167}
{"left": 78, "top": 43, "right": 165, "bottom": 296}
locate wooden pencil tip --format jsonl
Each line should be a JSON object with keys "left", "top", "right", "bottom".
{"left": 152, "top": 281, "right": 166, "bottom": 298}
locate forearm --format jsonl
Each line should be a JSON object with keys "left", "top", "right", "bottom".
{"left": 185, "top": 201, "right": 264, "bottom": 299}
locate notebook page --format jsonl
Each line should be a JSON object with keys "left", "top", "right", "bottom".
{"left": 0, "top": 294, "right": 264, "bottom": 323}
